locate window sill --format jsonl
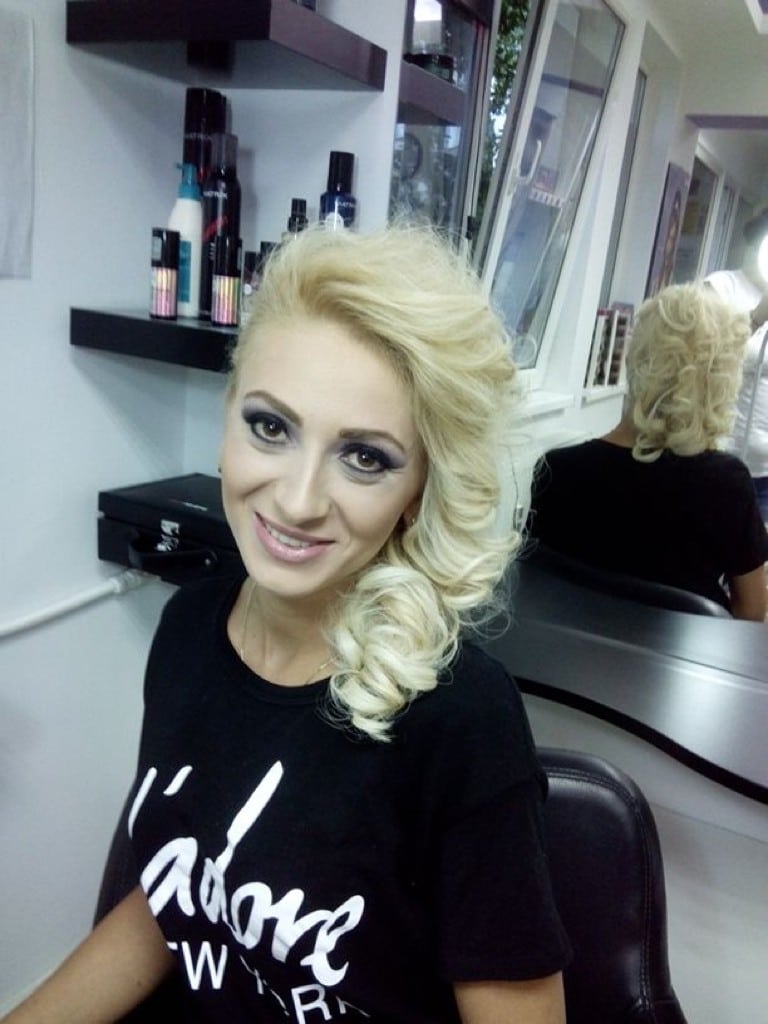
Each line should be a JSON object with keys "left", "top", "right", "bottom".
{"left": 521, "top": 388, "right": 575, "bottom": 418}
{"left": 581, "top": 384, "right": 627, "bottom": 405}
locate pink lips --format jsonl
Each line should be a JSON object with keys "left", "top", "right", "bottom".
{"left": 254, "top": 514, "right": 333, "bottom": 564}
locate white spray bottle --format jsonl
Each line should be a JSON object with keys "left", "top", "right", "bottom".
{"left": 168, "top": 162, "right": 202, "bottom": 317}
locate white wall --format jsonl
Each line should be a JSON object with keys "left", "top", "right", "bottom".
{"left": 1, "top": 0, "right": 766, "bottom": 1019}
{"left": 0, "top": 0, "right": 185, "bottom": 1007}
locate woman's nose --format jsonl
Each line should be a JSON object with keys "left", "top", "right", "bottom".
{"left": 273, "top": 451, "right": 331, "bottom": 524}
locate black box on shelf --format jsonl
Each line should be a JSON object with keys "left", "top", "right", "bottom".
{"left": 98, "top": 473, "right": 242, "bottom": 585}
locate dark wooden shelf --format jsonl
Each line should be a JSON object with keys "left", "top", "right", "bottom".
{"left": 397, "top": 60, "right": 466, "bottom": 126}
{"left": 70, "top": 308, "right": 235, "bottom": 373}
{"left": 66, "top": 0, "right": 386, "bottom": 90}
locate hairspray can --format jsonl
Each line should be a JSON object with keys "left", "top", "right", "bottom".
{"left": 150, "top": 228, "right": 180, "bottom": 320}
{"left": 183, "top": 87, "right": 227, "bottom": 185}
{"left": 199, "top": 132, "right": 241, "bottom": 320}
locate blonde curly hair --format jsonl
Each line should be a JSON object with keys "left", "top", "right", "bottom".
{"left": 227, "top": 226, "right": 521, "bottom": 740}
{"left": 626, "top": 282, "right": 749, "bottom": 462}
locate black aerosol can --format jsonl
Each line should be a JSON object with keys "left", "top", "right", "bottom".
{"left": 199, "top": 132, "right": 241, "bottom": 320}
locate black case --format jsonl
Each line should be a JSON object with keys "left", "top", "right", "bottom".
{"left": 98, "top": 473, "right": 242, "bottom": 585}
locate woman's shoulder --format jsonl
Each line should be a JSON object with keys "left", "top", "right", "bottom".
{"left": 542, "top": 437, "right": 625, "bottom": 470}
{"left": 143, "top": 575, "right": 243, "bottom": 712}
{"left": 394, "top": 642, "right": 540, "bottom": 800}
{"left": 158, "top": 573, "right": 242, "bottom": 628}
{"left": 401, "top": 644, "right": 533, "bottom": 751}
{"left": 148, "top": 574, "right": 242, "bottom": 668}
{"left": 684, "top": 448, "right": 753, "bottom": 479}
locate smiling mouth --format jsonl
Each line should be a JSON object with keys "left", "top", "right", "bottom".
{"left": 263, "top": 520, "right": 314, "bottom": 550}
{"left": 254, "top": 514, "right": 333, "bottom": 563}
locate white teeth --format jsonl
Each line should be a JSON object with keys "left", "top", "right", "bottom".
{"left": 265, "top": 521, "right": 312, "bottom": 549}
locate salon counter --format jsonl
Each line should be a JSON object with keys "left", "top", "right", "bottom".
{"left": 483, "top": 560, "right": 768, "bottom": 804}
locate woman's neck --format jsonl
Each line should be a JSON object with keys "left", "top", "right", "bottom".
{"left": 600, "top": 416, "right": 636, "bottom": 448}
{"left": 231, "top": 579, "right": 337, "bottom": 686}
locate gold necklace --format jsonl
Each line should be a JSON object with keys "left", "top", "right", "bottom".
{"left": 239, "top": 579, "right": 334, "bottom": 684}
{"left": 238, "top": 579, "right": 256, "bottom": 663}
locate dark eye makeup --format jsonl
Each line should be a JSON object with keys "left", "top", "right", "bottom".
{"left": 340, "top": 443, "right": 397, "bottom": 477}
{"left": 243, "top": 409, "right": 289, "bottom": 444}
{"left": 240, "top": 404, "right": 404, "bottom": 478}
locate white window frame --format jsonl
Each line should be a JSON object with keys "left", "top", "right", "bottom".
{"left": 475, "top": 0, "right": 644, "bottom": 402}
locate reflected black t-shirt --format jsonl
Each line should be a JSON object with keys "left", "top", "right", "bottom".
{"left": 128, "top": 576, "right": 570, "bottom": 1023}
{"left": 529, "top": 439, "right": 768, "bottom": 608}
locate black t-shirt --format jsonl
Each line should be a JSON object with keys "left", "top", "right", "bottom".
{"left": 128, "top": 576, "right": 570, "bottom": 1023}
{"left": 529, "top": 439, "right": 768, "bottom": 608}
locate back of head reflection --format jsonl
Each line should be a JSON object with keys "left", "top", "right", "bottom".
{"left": 529, "top": 282, "right": 768, "bottom": 620}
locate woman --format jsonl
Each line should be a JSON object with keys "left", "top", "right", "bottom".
{"left": 4, "top": 227, "right": 569, "bottom": 1023}
{"left": 705, "top": 206, "right": 768, "bottom": 520}
{"left": 529, "top": 282, "right": 768, "bottom": 619}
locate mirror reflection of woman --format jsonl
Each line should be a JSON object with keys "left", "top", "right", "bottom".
{"left": 706, "top": 207, "right": 768, "bottom": 521}
{"left": 3, "top": 227, "right": 570, "bottom": 1024}
{"left": 530, "top": 283, "right": 768, "bottom": 621}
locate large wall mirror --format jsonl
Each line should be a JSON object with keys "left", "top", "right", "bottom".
{"left": 437, "top": 0, "right": 768, "bottom": 790}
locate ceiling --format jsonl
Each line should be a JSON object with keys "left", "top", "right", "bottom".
{"left": 643, "top": 0, "right": 768, "bottom": 178}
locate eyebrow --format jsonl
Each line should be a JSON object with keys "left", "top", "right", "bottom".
{"left": 243, "top": 389, "right": 410, "bottom": 455}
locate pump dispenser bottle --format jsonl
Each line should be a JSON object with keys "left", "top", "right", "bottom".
{"left": 320, "top": 151, "right": 356, "bottom": 230}
{"left": 199, "top": 132, "right": 241, "bottom": 320}
{"left": 168, "top": 162, "right": 202, "bottom": 318}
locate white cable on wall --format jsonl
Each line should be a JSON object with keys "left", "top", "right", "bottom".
{"left": 0, "top": 570, "right": 152, "bottom": 640}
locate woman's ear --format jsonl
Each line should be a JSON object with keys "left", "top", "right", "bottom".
{"left": 402, "top": 497, "right": 421, "bottom": 530}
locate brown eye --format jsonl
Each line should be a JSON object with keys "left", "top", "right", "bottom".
{"left": 244, "top": 411, "right": 289, "bottom": 444}
{"left": 341, "top": 444, "right": 393, "bottom": 476}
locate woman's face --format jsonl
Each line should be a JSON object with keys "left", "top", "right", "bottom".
{"left": 221, "top": 316, "right": 425, "bottom": 609}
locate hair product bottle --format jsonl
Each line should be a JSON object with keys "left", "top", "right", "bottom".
{"left": 149, "top": 228, "right": 180, "bottom": 320}
{"left": 282, "top": 197, "right": 308, "bottom": 241}
{"left": 199, "top": 132, "right": 241, "bottom": 320}
{"left": 167, "top": 163, "right": 202, "bottom": 318}
{"left": 183, "top": 87, "right": 227, "bottom": 185}
{"left": 320, "top": 151, "right": 356, "bottom": 231}
{"left": 211, "top": 235, "right": 242, "bottom": 327}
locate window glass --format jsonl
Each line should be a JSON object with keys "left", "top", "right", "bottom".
{"left": 599, "top": 69, "right": 645, "bottom": 306}
{"left": 481, "top": 0, "right": 624, "bottom": 369}
{"left": 704, "top": 179, "right": 736, "bottom": 277}
{"left": 389, "top": 1, "right": 487, "bottom": 236}
{"left": 671, "top": 156, "right": 718, "bottom": 283}
{"left": 724, "top": 195, "right": 754, "bottom": 271}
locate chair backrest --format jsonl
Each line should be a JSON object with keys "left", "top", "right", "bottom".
{"left": 530, "top": 544, "right": 732, "bottom": 618}
{"left": 538, "top": 747, "right": 688, "bottom": 1024}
